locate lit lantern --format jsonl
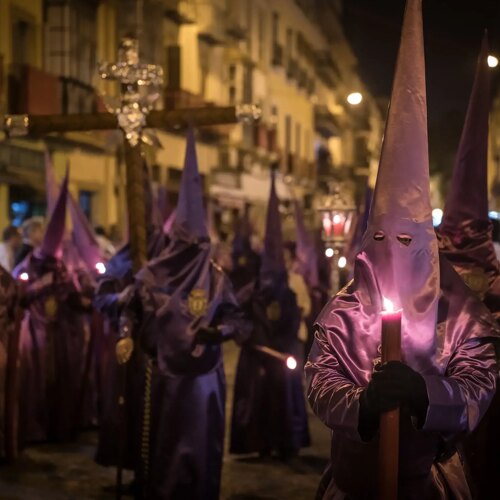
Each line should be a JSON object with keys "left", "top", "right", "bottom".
{"left": 317, "top": 184, "right": 356, "bottom": 293}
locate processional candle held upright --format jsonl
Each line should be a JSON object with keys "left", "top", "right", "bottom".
{"left": 379, "top": 297, "right": 402, "bottom": 500}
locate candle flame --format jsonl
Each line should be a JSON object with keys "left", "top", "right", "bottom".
{"left": 333, "top": 214, "right": 342, "bottom": 224}
{"left": 95, "top": 262, "right": 107, "bottom": 275}
{"left": 286, "top": 356, "right": 297, "bottom": 370}
{"left": 383, "top": 296, "right": 395, "bottom": 312}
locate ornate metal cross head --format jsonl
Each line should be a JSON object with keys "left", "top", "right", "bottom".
{"left": 99, "top": 35, "right": 164, "bottom": 146}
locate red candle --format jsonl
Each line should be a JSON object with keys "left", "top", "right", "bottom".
{"left": 378, "top": 297, "right": 402, "bottom": 500}
{"left": 322, "top": 213, "right": 332, "bottom": 238}
{"left": 332, "top": 213, "right": 344, "bottom": 237}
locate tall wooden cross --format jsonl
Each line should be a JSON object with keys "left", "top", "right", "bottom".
{"left": 3, "top": 37, "right": 260, "bottom": 272}
{"left": 2, "top": 34, "right": 260, "bottom": 494}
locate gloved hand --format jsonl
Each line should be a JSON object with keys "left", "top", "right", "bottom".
{"left": 372, "top": 361, "right": 429, "bottom": 422}
{"left": 358, "top": 361, "right": 429, "bottom": 441}
{"left": 195, "top": 326, "right": 224, "bottom": 344}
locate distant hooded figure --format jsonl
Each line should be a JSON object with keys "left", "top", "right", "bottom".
{"left": 116, "top": 129, "right": 249, "bottom": 499}
{"left": 229, "top": 204, "right": 261, "bottom": 292}
{"left": 436, "top": 34, "right": 500, "bottom": 499}
{"left": 14, "top": 169, "right": 88, "bottom": 444}
{"left": 230, "top": 169, "right": 310, "bottom": 459}
{"left": 93, "top": 159, "right": 168, "bottom": 472}
{"left": 0, "top": 264, "right": 21, "bottom": 461}
{"left": 306, "top": 2, "right": 500, "bottom": 498}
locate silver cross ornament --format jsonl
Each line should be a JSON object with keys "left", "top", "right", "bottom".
{"left": 99, "top": 36, "right": 163, "bottom": 146}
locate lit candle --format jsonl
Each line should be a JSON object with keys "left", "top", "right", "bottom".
{"left": 332, "top": 213, "right": 343, "bottom": 237}
{"left": 322, "top": 213, "right": 332, "bottom": 239}
{"left": 379, "top": 297, "right": 402, "bottom": 500}
{"left": 253, "top": 345, "right": 297, "bottom": 370}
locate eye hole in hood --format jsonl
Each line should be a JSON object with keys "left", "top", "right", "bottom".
{"left": 397, "top": 234, "right": 412, "bottom": 246}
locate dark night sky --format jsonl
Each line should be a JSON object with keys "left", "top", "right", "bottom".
{"left": 342, "top": 0, "right": 500, "bottom": 179}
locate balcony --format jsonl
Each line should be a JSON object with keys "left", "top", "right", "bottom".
{"left": 272, "top": 44, "right": 284, "bottom": 67}
{"left": 307, "top": 77, "right": 315, "bottom": 95}
{"left": 314, "top": 105, "right": 341, "bottom": 139}
{"left": 8, "top": 64, "right": 61, "bottom": 115}
{"left": 197, "top": 2, "right": 226, "bottom": 45}
{"left": 287, "top": 59, "right": 297, "bottom": 80}
{"left": 60, "top": 77, "right": 97, "bottom": 115}
{"left": 164, "top": 0, "right": 196, "bottom": 24}
{"left": 297, "top": 68, "right": 308, "bottom": 89}
{"left": 164, "top": 88, "right": 206, "bottom": 110}
{"left": 315, "top": 49, "right": 341, "bottom": 88}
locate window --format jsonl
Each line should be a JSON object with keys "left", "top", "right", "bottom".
{"left": 11, "top": 17, "right": 35, "bottom": 66}
{"left": 295, "top": 123, "right": 301, "bottom": 158}
{"left": 45, "top": 0, "right": 97, "bottom": 85}
{"left": 79, "top": 190, "right": 94, "bottom": 222}
{"left": 272, "top": 12, "right": 279, "bottom": 47}
{"left": 257, "top": 9, "right": 265, "bottom": 62}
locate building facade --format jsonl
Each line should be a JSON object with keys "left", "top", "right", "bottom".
{"left": 0, "top": 0, "right": 383, "bottom": 242}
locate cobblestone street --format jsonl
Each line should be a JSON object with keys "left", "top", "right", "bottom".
{"left": 0, "top": 344, "right": 330, "bottom": 500}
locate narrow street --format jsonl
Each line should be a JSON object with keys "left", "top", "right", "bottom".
{"left": 0, "top": 344, "right": 330, "bottom": 500}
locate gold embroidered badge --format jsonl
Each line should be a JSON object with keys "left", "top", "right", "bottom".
{"left": 238, "top": 256, "right": 247, "bottom": 267}
{"left": 266, "top": 301, "right": 281, "bottom": 321}
{"left": 44, "top": 295, "right": 58, "bottom": 318}
{"left": 188, "top": 289, "right": 208, "bottom": 317}
{"left": 461, "top": 267, "right": 489, "bottom": 299}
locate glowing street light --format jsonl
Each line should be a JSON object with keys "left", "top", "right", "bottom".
{"left": 338, "top": 256, "right": 347, "bottom": 269}
{"left": 488, "top": 55, "right": 499, "bottom": 68}
{"left": 432, "top": 208, "right": 443, "bottom": 227}
{"left": 347, "top": 92, "right": 363, "bottom": 105}
{"left": 325, "top": 247, "right": 334, "bottom": 258}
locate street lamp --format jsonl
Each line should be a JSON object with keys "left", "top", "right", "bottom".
{"left": 488, "top": 55, "right": 499, "bottom": 68}
{"left": 347, "top": 92, "right": 363, "bottom": 105}
{"left": 318, "top": 184, "right": 356, "bottom": 294}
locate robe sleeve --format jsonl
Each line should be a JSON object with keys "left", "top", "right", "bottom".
{"left": 214, "top": 272, "right": 252, "bottom": 345}
{"left": 422, "top": 338, "right": 497, "bottom": 434}
{"left": 305, "top": 324, "right": 365, "bottom": 441}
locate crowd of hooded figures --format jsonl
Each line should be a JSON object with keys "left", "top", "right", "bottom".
{"left": 2, "top": 1, "right": 500, "bottom": 499}
{"left": 0, "top": 124, "right": 324, "bottom": 499}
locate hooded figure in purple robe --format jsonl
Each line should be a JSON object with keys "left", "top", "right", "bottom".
{"left": 14, "top": 169, "right": 89, "bottom": 444}
{"left": 229, "top": 204, "right": 261, "bottom": 292}
{"left": 93, "top": 160, "right": 168, "bottom": 472}
{"left": 306, "top": 2, "right": 500, "bottom": 498}
{"left": 0, "top": 265, "right": 21, "bottom": 461}
{"left": 118, "top": 128, "right": 249, "bottom": 499}
{"left": 230, "top": 169, "right": 310, "bottom": 459}
{"left": 436, "top": 34, "right": 500, "bottom": 499}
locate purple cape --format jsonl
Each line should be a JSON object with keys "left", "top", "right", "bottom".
{"left": 122, "top": 226, "right": 248, "bottom": 498}
{"left": 15, "top": 255, "right": 87, "bottom": 444}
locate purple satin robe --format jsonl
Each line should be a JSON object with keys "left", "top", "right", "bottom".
{"left": 129, "top": 233, "right": 249, "bottom": 499}
{"left": 0, "top": 266, "right": 19, "bottom": 459}
{"left": 438, "top": 220, "right": 500, "bottom": 497}
{"left": 306, "top": 256, "right": 499, "bottom": 499}
{"left": 15, "top": 254, "right": 87, "bottom": 444}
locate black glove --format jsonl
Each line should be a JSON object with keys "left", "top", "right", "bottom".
{"left": 372, "top": 360, "right": 429, "bottom": 424}
{"left": 195, "top": 326, "right": 224, "bottom": 345}
{"left": 358, "top": 361, "right": 428, "bottom": 441}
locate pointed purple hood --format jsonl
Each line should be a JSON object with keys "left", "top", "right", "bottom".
{"left": 437, "top": 34, "right": 500, "bottom": 315}
{"left": 68, "top": 192, "right": 103, "bottom": 270}
{"left": 261, "top": 170, "right": 286, "bottom": 277}
{"left": 355, "top": 0, "right": 439, "bottom": 367}
{"left": 172, "top": 128, "right": 208, "bottom": 241}
{"left": 39, "top": 167, "right": 69, "bottom": 259}
{"left": 441, "top": 33, "right": 490, "bottom": 230}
